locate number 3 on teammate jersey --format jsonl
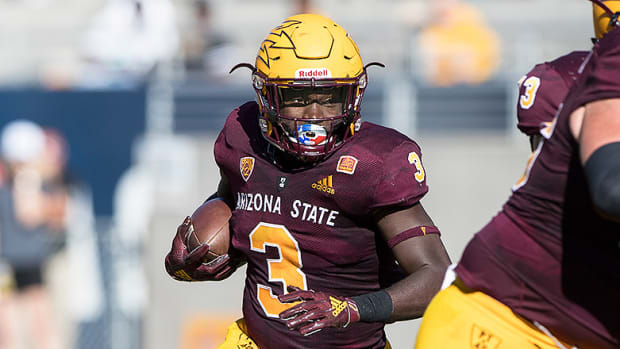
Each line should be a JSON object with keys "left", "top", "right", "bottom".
{"left": 408, "top": 152, "right": 425, "bottom": 183}
{"left": 518, "top": 76, "right": 541, "bottom": 110}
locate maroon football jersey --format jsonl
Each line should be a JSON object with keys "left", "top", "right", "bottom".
{"left": 214, "top": 102, "right": 429, "bottom": 349}
{"left": 457, "top": 29, "right": 620, "bottom": 348}
{"left": 516, "top": 51, "right": 588, "bottom": 136}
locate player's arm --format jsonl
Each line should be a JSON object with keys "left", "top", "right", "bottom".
{"left": 576, "top": 98, "right": 620, "bottom": 220}
{"left": 278, "top": 203, "right": 451, "bottom": 334}
{"left": 371, "top": 203, "right": 451, "bottom": 321}
{"left": 516, "top": 55, "right": 585, "bottom": 152}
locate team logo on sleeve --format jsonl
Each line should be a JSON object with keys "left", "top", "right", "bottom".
{"left": 240, "top": 157, "right": 255, "bottom": 182}
{"left": 337, "top": 155, "right": 358, "bottom": 175}
{"left": 312, "top": 175, "right": 335, "bottom": 194}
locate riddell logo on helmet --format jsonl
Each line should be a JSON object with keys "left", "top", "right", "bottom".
{"left": 295, "top": 68, "right": 332, "bottom": 79}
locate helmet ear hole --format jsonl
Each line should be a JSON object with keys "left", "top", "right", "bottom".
{"left": 611, "top": 11, "right": 620, "bottom": 28}
{"left": 252, "top": 74, "right": 265, "bottom": 89}
{"left": 359, "top": 74, "right": 367, "bottom": 89}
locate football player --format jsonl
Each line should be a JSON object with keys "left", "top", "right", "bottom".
{"left": 165, "top": 14, "right": 451, "bottom": 349}
{"left": 516, "top": 51, "right": 588, "bottom": 151}
{"left": 415, "top": 1, "right": 620, "bottom": 348}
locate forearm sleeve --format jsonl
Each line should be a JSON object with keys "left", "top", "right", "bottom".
{"left": 352, "top": 290, "right": 393, "bottom": 323}
{"left": 584, "top": 142, "right": 620, "bottom": 219}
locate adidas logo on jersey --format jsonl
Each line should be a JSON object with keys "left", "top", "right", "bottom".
{"left": 312, "top": 175, "right": 335, "bottom": 194}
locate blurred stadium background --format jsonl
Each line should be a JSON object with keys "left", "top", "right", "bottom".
{"left": 0, "top": 0, "right": 593, "bottom": 348}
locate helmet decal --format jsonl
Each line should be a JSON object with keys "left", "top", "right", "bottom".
{"left": 257, "top": 20, "right": 302, "bottom": 69}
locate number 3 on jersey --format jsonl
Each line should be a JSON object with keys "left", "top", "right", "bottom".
{"left": 519, "top": 76, "right": 541, "bottom": 110}
{"left": 408, "top": 152, "right": 425, "bottom": 183}
{"left": 249, "top": 222, "right": 307, "bottom": 318}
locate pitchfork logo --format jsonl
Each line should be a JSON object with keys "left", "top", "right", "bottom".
{"left": 240, "top": 157, "right": 255, "bottom": 182}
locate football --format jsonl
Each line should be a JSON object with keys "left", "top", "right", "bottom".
{"left": 186, "top": 198, "right": 232, "bottom": 261}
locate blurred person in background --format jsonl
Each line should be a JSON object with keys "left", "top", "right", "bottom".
{"left": 0, "top": 120, "right": 64, "bottom": 349}
{"left": 165, "top": 13, "right": 451, "bottom": 349}
{"left": 0, "top": 120, "right": 102, "bottom": 349}
{"left": 79, "top": 0, "right": 179, "bottom": 88}
{"left": 413, "top": 0, "right": 500, "bottom": 86}
{"left": 292, "top": 0, "right": 321, "bottom": 15}
{"left": 108, "top": 137, "right": 155, "bottom": 349}
{"left": 415, "top": 1, "right": 620, "bottom": 348}
{"left": 182, "top": 0, "right": 239, "bottom": 79}
{"left": 40, "top": 128, "right": 104, "bottom": 349}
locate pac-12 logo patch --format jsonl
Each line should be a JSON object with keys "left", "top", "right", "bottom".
{"left": 337, "top": 155, "right": 358, "bottom": 175}
{"left": 240, "top": 157, "right": 255, "bottom": 182}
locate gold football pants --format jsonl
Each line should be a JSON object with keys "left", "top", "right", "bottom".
{"left": 218, "top": 318, "right": 392, "bottom": 349}
{"left": 218, "top": 319, "right": 258, "bottom": 349}
{"left": 415, "top": 278, "right": 577, "bottom": 349}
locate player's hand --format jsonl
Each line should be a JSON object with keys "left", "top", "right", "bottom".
{"left": 278, "top": 286, "right": 360, "bottom": 336}
{"left": 164, "top": 216, "right": 237, "bottom": 282}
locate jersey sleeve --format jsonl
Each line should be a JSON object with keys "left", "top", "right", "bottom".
{"left": 214, "top": 102, "right": 261, "bottom": 179}
{"left": 516, "top": 63, "right": 570, "bottom": 136}
{"left": 370, "top": 141, "right": 429, "bottom": 209}
{"left": 214, "top": 113, "right": 236, "bottom": 177}
{"left": 573, "top": 28, "right": 620, "bottom": 107}
{"left": 214, "top": 127, "right": 228, "bottom": 165}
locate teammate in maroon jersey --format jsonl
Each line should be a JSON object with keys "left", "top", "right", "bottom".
{"left": 517, "top": 51, "right": 588, "bottom": 150}
{"left": 416, "top": 1, "right": 620, "bottom": 348}
{"left": 165, "top": 13, "right": 451, "bottom": 348}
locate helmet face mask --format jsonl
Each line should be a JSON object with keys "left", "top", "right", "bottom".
{"left": 248, "top": 13, "right": 370, "bottom": 163}
{"left": 253, "top": 73, "right": 365, "bottom": 161}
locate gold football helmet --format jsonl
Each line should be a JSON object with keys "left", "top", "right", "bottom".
{"left": 592, "top": 0, "right": 620, "bottom": 39}
{"left": 231, "top": 14, "right": 383, "bottom": 162}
